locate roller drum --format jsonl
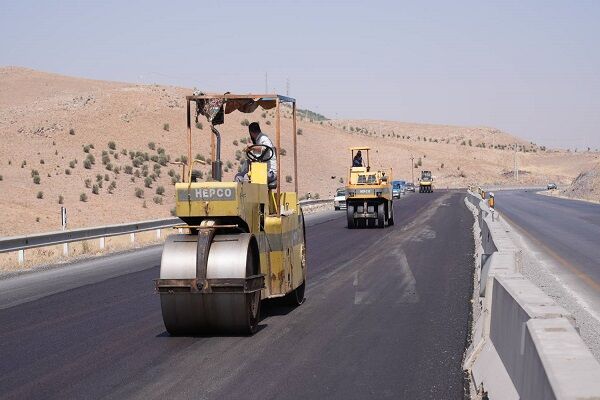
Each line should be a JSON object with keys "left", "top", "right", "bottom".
{"left": 159, "top": 233, "right": 261, "bottom": 335}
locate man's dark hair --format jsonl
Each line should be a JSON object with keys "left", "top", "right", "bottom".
{"left": 249, "top": 122, "right": 261, "bottom": 134}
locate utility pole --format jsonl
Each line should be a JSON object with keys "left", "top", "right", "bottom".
{"left": 265, "top": 72, "right": 268, "bottom": 93}
{"left": 514, "top": 143, "right": 519, "bottom": 182}
{"left": 410, "top": 155, "right": 415, "bottom": 183}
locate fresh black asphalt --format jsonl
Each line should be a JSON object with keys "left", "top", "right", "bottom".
{"left": 0, "top": 191, "right": 474, "bottom": 399}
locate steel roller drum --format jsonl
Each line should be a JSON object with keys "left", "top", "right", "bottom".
{"left": 159, "top": 233, "right": 261, "bottom": 335}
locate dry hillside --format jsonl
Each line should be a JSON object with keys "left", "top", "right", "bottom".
{"left": 1, "top": 67, "right": 599, "bottom": 235}
{"left": 555, "top": 163, "right": 600, "bottom": 202}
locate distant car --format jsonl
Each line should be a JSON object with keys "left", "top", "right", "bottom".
{"left": 334, "top": 188, "right": 347, "bottom": 210}
{"left": 405, "top": 183, "right": 416, "bottom": 192}
{"left": 392, "top": 180, "right": 406, "bottom": 199}
{"left": 547, "top": 183, "right": 557, "bottom": 190}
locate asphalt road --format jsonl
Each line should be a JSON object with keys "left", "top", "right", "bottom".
{"left": 494, "top": 190, "right": 600, "bottom": 291}
{"left": 0, "top": 191, "right": 474, "bottom": 400}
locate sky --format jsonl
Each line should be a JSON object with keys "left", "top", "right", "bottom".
{"left": 1, "top": 0, "right": 599, "bottom": 149}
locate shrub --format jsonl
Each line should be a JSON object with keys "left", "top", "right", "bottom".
{"left": 69, "top": 161, "right": 76, "bottom": 169}
{"left": 134, "top": 170, "right": 141, "bottom": 178}
{"left": 163, "top": 123, "right": 170, "bottom": 131}
{"left": 135, "top": 187, "right": 144, "bottom": 198}
{"left": 85, "top": 178, "right": 92, "bottom": 188}
{"left": 339, "top": 177, "right": 344, "bottom": 183}
{"left": 33, "top": 175, "right": 41, "bottom": 184}
{"left": 105, "top": 163, "right": 113, "bottom": 171}
{"left": 65, "top": 168, "right": 71, "bottom": 175}
{"left": 31, "top": 169, "right": 39, "bottom": 178}
{"left": 92, "top": 184, "right": 99, "bottom": 195}
{"left": 121, "top": 148, "right": 128, "bottom": 155}
{"left": 240, "top": 138, "right": 248, "bottom": 144}
{"left": 96, "top": 174, "right": 103, "bottom": 182}
{"left": 265, "top": 120, "right": 271, "bottom": 125}
{"left": 104, "top": 174, "right": 110, "bottom": 181}
{"left": 156, "top": 185, "right": 165, "bottom": 196}
{"left": 440, "top": 163, "right": 445, "bottom": 169}
{"left": 285, "top": 175, "right": 293, "bottom": 183}
{"left": 158, "top": 154, "right": 169, "bottom": 166}
{"left": 80, "top": 193, "right": 87, "bottom": 202}
{"left": 40, "top": 159, "right": 45, "bottom": 164}
{"left": 150, "top": 154, "right": 159, "bottom": 163}
{"left": 280, "top": 148, "right": 287, "bottom": 156}
{"left": 108, "top": 180, "right": 117, "bottom": 194}
{"left": 114, "top": 153, "right": 119, "bottom": 160}
{"left": 107, "top": 141, "right": 115, "bottom": 150}
{"left": 102, "top": 154, "right": 110, "bottom": 165}
{"left": 168, "top": 169, "right": 176, "bottom": 177}
{"left": 241, "top": 119, "right": 250, "bottom": 126}
{"left": 153, "top": 196, "right": 163, "bottom": 205}
{"left": 261, "top": 112, "right": 267, "bottom": 118}
{"left": 69, "top": 128, "right": 75, "bottom": 135}
{"left": 0, "top": 175, "right": 3, "bottom": 181}
{"left": 83, "top": 145, "right": 90, "bottom": 153}
{"left": 37, "top": 191, "right": 44, "bottom": 199}
{"left": 461, "top": 141, "right": 466, "bottom": 146}
{"left": 86, "top": 154, "right": 95, "bottom": 164}
{"left": 148, "top": 142, "right": 156, "bottom": 150}
{"left": 89, "top": 143, "right": 95, "bottom": 149}
{"left": 157, "top": 147, "right": 166, "bottom": 155}
{"left": 83, "top": 159, "right": 92, "bottom": 169}
{"left": 58, "top": 195, "right": 64, "bottom": 204}
{"left": 144, "top": 177, "right": 152, "bottom": 188}
{"left": 233, "top": 140, "right": 238, "bottom": 146}
{"left": 196, "top": 122, "right": 203, "bottom": 130}
{"left": 170, "top": 207, "right": 177, "bottom": 216}
{"left": 21, "top": 160, "right": 26, "bottom": 168}
{"left": 468, "top": 139, "right": 472, "bottom": 146}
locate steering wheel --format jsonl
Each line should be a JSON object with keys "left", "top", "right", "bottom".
{"left": 245, "top": 144, "right": 274, "bottom": 162}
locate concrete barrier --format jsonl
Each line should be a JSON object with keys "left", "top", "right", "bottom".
{"left": 463, "top": 190, "right": 600, "bottom": 399}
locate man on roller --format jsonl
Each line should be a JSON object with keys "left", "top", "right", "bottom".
{"left": 236, "top": 122, "right": 277, "bottom": 188}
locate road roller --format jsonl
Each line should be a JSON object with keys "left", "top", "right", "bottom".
{"left": 345, "top": 147, "right": 394, "bottom": 229}
{"left": 156, "top": 93, "right": 306, "bottom": 335}
{"left": 418, "top": 170, "right": 434, "bottom": 193}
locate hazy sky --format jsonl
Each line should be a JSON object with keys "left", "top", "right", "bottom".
{"left": 2, "top": 0, "right": 599, "bottom": 149}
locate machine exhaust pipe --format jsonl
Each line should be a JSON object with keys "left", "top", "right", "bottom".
{"left": 211, "top": 125, "right": 222, "bottom": 181}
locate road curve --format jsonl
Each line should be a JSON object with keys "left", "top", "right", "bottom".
{"left": 0, "top": 191, "right": 474, "bottom": 400}
{"left": 494, "top": 190, "right": 600, "bottom": 292}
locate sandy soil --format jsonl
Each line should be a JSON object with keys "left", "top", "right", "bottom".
{"left": 1, "top": 66, "right": 599, "bottom": 236}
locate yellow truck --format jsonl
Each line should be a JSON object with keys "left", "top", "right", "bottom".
{"left": 345, "top": 147, "right": 394, "bottom": 228}
{"left": 156, "top": 93, "right": 306, "bottom": 335}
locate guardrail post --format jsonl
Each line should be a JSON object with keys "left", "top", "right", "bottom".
{"left": 18, "top": 249, "right": 24, "bottom": 265}
{"left": 63, "top": 243, "right": 68, "bottom": 256}
{"left": 130, "top": 233, "right": 135, "bottom": 244}
{"left": 156, "top": 229, "right": 161, "bottom": 240}
{"left": 99, "top": 237, "right": 105, "bottom": 250}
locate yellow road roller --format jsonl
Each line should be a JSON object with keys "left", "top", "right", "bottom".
{"left": 155, "top": 93, "right": 306, "bottom": 335}
{"left": 419, "top": 170, "right": 434, "bottom": 193}
{"left": 345, "top": 147, "right": 394, "bottom": 229}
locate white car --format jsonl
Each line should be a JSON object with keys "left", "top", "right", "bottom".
{"left": 334, "top": 188, "right": 347, "bottom": 210}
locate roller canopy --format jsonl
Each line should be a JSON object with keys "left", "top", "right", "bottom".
{"left": 193, "top": 92, "right": 294, "bottom": 125}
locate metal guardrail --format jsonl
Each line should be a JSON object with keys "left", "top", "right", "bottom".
{"left": 0, "top": 218, "right": 182, "bottom": 254}
{"left": 0, "top": 198, "right": 332, "bottom": 260}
